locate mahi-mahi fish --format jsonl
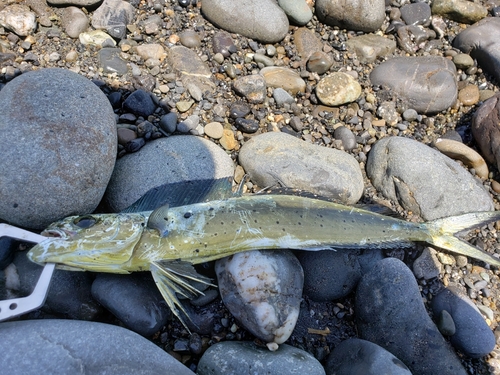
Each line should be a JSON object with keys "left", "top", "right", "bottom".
{"left": 27, "top": 178, "right": 500, "bottom": 329}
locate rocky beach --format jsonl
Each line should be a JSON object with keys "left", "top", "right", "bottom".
{"left": 2, "top": 0, "right": 500, "bottom": 374}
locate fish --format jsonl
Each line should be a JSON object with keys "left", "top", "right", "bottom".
{"left": 26, "top": 188, "right": 500, "bottom": 330}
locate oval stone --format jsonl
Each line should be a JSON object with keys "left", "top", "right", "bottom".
{"left": 260, "top": 67, "right": 306, "bottom": 95}
{"left": 201, "top": 0, "right": 289, "bottom": 43}
{"left": 0, "top": 68, "right": 116, "bottom": 229}
{"left": 316, "top": 72, "right": 361, "bottom": 106}
{"left": 316, "top": 0, "right": 385, "bottom": 32}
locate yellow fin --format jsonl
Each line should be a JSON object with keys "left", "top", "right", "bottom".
{"left": 150, "top": 260, "right": 215, "bottom": 331}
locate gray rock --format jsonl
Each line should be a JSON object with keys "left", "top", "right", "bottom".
{"left": 159, "top": 112, "right": 178, "bottom": 133}
{"left": 278, "top": 0, "right": 312, "bottom": 26}
{"left": 239, "top": 132, "right": 364, "bottom": 205}
{"left": 91, "top": 273, "right": 170, "bottom": 337}
{"left": 334, "top": 125, "right": 357, "bottom": 151}
{"left": 0, "top": 68, "right": 116, "bottom": 230}
{"left": 9, "top": 251, "right": 102, "bottom": 320}
{"left": 432, "top": 0, "right": 487, "bottom": 24}
{"left": 201, "top": 0, "right": 289, "bottom": 43}
{"left": 412, "top": 247, "right": 442, "bottom": 280}
{"left": 370, "top": 56, "right": 457, "bottom": 114}
{"left": 216, "top": 250, "right": 303, "bottom": 345}
{"left": 400, "top": 2, "right": 431, "bottom": 26}
{"left": 168, "top": 46, "right": 215, "bottom": 99}
{"left": 324, "top": 338, "right": 412, "bottom": 375}
{"left": 453, "top": 17, "right": 500, "bottom": 85}
{"left": 232, "top": 74, "right": 267, "bottom": 103}
{"left": 294, "top": 27, "right": 323, "bottom": 61}
{"left": 0, "top": 320, "right": 195, "bottom": 375}
{"left": 296, "top": 250, "right": 361, "bottom": 301}
{"left": 123, "top": 89, "right": 156, "bottom": 117}
{"left": 197, "top": 341, "right": 325, "bottom": 375}
{"left": 0, "top": 4, "right": 37, "bottom": 37}
{"left": 431, "top": 286, "right": 496, "bottom": 358}
{"left": 61, "top": 7, "right": 89, "bottom": 38}
{"left": 366, "top": 137, "right": 493, "bottom": 220}
{"left": 356, "top": 258, "right": 468, "bottom": 375}
{"left": 472, "top": 93, "right": 500, "bottom": 168}
{"left": 91, "top": 0, "right": 136, "bottom": 40}
{"left": 177, "top": 115, "right": 200, "bottom": 133}
{"left": 98, "top": 47, "right": 129, "bottom": 75}
{"left": 273, "top": 87, "right": 295, "bottom": 106}
{"left": 104, "top": 136, "right": 234, "bottom": 212}
{"left": 316, "top": 0, "right": 385, "bottom": 32}
{"left": 346, "top": 34, "right": 397, "bottom": 63}
{"left": 306, "top": 51, "right": 333, "bottom": 74}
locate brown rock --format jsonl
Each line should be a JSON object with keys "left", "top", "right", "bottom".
{"left": 260, "top": 67, "right": 306, "bottom": 95}
{"left": 293, "top": 27, "right": 323, "bottom": 60}
{"left": 433, "top": 138, "right": 488, "bottom": 179}
{"left": 117, "top": 127, "right": 137, "bottom": 145}
{"left": 472, "top": 92, "right": 500, "bottom": 167}
{"left": 458, "top": 84, "right": 479, "bottom": 106}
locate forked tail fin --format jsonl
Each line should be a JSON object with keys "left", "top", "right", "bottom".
{"left": 425, "top": 211, "right": 500, "bottom": 267}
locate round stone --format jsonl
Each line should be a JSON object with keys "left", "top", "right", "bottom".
{"left": 179, "top": 30, "right": 202, "bottom": 48}
{"left": 0, "top": 68, "right": 117, "bottom": 229}
{"left": 306, "top": 51, "right": 333, "bottom": 75}
{"left": 316, "top": 72, "right": 361, "bottom": 106}
{"left": 204, "top": 122, "right": 224, "bottom": 139}
{"left": 453, "top": 53, "right": 474, "bottom": 69}
{"left": 458, "top": 84, "right": 480, "bottom": 106}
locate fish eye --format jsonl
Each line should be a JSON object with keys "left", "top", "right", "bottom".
{"left": 73, "top": 215, "right": 97, "bottom": 229}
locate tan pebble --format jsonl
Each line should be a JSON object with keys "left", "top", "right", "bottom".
{"left": 371, "top": 119, "right": 386, "bottom": 127}
{"left": 479, "top": 89, "right": 496, "bottom": 102}
{"left": 434, "top": 138, "right": 489, "bottom": 179}
{"left": 117, "top": 128, "right": 137, "bottom": 145}
{"left": 491, "top": 180, "right": 500, "bottom": 193}
{"left": 220, "top": 129, "right": 238, "bottom": 151}
{"left": 169, "top": 34, "right": 180, "bottom": 44}
{"left": 234, "top": 165, "right": 246, "bottom": 184}
{"left": 458, "top": 84, "right": 480, "bottom": 106}
{"left": 204, "top": 121, "right": 224, "bottom": 139}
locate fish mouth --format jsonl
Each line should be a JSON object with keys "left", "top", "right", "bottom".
{"left": 41, "top": 228, "right": 71, "bottom": 240}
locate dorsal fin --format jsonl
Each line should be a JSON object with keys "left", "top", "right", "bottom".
{"left": 120, "top": 177, "right": 234, "bottom": 213}
{"left": 147, "top": 204, "right": 170, "bottom": 236}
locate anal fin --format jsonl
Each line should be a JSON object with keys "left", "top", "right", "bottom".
{"left": 150, "top": 260, "right": 215, "bottom": 332}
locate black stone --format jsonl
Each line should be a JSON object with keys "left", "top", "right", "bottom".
{"left": 123, "top": 90, "right": 156, "bottom": 117}
{"left": 235, "top": 118, "right": 259, "bottom": 133}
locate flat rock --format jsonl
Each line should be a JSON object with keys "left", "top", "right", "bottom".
{"left": 356, "top": 258, "right": 468, "bottom": 375}
{"left": 239, "top": 132, "right": 364, "bottom": 205}
{"left": 472, "top": 92, "right": 500, "bottom": 168}
{"left": 316, "top": 72, "right": 361, "bottom": 106}
{"left": 232, "top": 74, "right": 267, "bottom": 104}
{"left": 260, "top": 66, "right": 306, "bottom": 95}
{"left": 216, "top": 250, "right": 303, "bottom": 345}
{"left": 168, "top": 46, "right": 215, "bottom": 99}
{"left": 197, "top": 341, "right": 325, "bottom": 375}
{"left": 92, "top": 273, "right": 170, "bottom": 337}
{"left": 324, "top": 338, "right": 412, "bottom": 375}
{"left": 201, "top": 0, "right": 289, "bottom": 43}
{"left": 0, "top": 68, "right": 117, "bottom": 229}
{"left": 104, "top": 136, "right": 234, "bottom": 212}
{"left": 366, "top": 137, "right": 493, "bottom": 220}
{"left": 0, "top": 320, "right": 195, "bottom": 375}
{"left": 370, "top": 56, "right": 457, "bottom": 114}
{"left": 432, "top": 0, "right": 487, "bottom": 24}
{"left": 453, "top": 17, "right": 500, "bottom": 84}
{"left": 294, "top": 27, "right": 323, "bottom": 61}
{"left": 431, "top": 286, "right": 495, "bottom": 358}
{"left": 91, "top": 0, "right": 136, "bottom": 40}
{"left": 346, "top": 34, "right": 397, "bottom": 63}
{"left": 316, "top": 0, "right": 385, "bottom": 32}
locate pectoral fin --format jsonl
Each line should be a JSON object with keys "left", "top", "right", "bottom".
{"left": 150, "top": 260, "right": 215, "bottom": 331}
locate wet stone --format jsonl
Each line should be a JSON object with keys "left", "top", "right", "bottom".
{"left": 306, "top": 51, "right": 333, "bottom": 75}
{"left": 235, "top": 118, "right": 259, "bottom": 133}
{"left": 212, "top": 30, "right": 235, "bottom": 57}
{"left": 98, "top": 48, "right": 128, "bottom": 75}
{"left": 400, "top": 2, "right": 431, "bottom": 26}
{"left": 122, "top": 89, "right": 156, "bottom": 117}
{"left": 229, "top": 102, "right": 251, "bottom": 118}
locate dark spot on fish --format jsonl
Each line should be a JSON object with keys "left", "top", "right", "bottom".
{"left": 282, "top": 228, "right": 286, "bottom": 232}
{"left": 184, "top": 212, "right": 192, "bottom": 218}
{"left": 221, "top": 222, "right": 224, "bottom": 225}
{"left": 209, "top": 207, "right": 214, "bottom": 211}
{"left": 276, "top": 221, "right": 280, "bottom": 224}
{"left": 320, "top": 224, "right": 324, "bottom": 227}
{"left": 298, "top": 222, "right": 302, "bottom": 225}
{"left": 13, "top": 203, "right": 18, "bottom": 208}
{"left": 195, "top": 249, "right": 200, "bottom": 253}
{"left": 254, "top": 219, "right": 258, "bottom": 223}
{"left": 73, "top": 215, "right": 97, "bottom": 229}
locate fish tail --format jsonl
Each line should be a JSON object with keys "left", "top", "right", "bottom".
{"left": 425, "top": 211, "right": 500, "bottom": 267}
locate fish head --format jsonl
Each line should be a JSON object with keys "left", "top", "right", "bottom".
{"left": 27, "top": 213, "right": 147, "bottom": 272}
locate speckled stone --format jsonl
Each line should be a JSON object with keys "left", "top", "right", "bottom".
{"left": 316, "top": 0, "right": 385, "bottom": 32}
{"left": 458, "top": 84, "right": 480, "bottom": 106}
{"left": 0, "top": 4, "right": 37, "bottom": 37}
{"left": 260, "top": 67, "right": 306, "bottom": 95}
{"left": 316, "top": 73, "right": 361, "bottom": 106}
{"left": 432, "top": 0, "right": 487, "bottom": 24}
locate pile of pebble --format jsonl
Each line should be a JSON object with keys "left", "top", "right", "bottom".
{"left": 2, "top": 0, "right": 500, "bottom": 374}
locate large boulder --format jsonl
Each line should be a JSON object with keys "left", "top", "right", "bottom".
{"left": 0, "top": 68, "right": 117, "bottom": 229}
